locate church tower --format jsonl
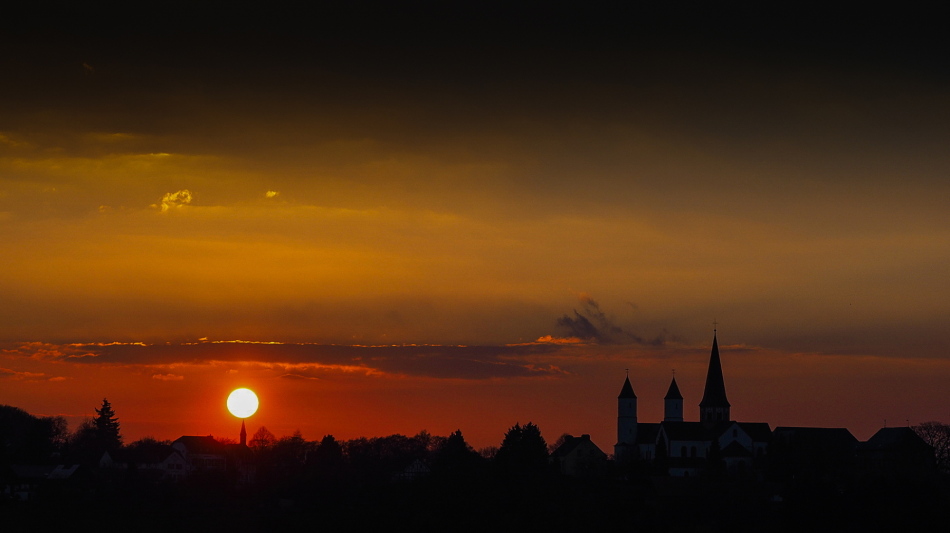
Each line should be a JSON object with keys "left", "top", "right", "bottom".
{"left": 614, "top": 374, "right": 638, "bottom": 459}
{"left": 699, "top": 331, "right": 731, "bottom": 425}
{"left": 664, "top": 375, "right": 684, "bottom": 422}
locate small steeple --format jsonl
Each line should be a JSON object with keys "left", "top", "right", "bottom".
{"left": 240, "top": 419, "right": 247, "bottom": 446}
{"left": 664, "top": 374, "right": 684, "bottom": 422}
{"left": 699, "top": 330, "right": 730, "bottom": 424}
{"left": 615, "top": 372, "right": 638, "bottom": 458}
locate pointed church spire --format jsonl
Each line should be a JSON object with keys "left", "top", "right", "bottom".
{"left": 619, "top": 374, "right": 637, "bottom": 399}
{"left": 699, "top": 330, "right": 730, "bottom": 424}
{"left": 240, "top": 419, "right": 247, "bottom": 446}
{"left": 664, "top": 375, "right": 683, "bottom": 400}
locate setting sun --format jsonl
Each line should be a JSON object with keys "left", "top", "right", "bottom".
{"left": 227, "top": 388, "right": 259, "bottom": 419}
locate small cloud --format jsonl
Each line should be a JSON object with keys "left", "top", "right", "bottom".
{"left": 265, "top": 190, "right": 280, "bottom": 199}
{"left": 530, "top": 335, "right": 587, "bottom": 345}
{"left": 154, "top": 189, "right": 193, "bottom": 212}
{"left": 82, "top": 61, "right": 95, "bottom": 74}
{"left": 152, "top": 373, "right": 184, "bottom": 381}
{"left": 48, "top": 376, "right": 68, "bottom": 382}
{"left": 0, "top": 367, "right": 46, "bottom": 381}
{"left": 280, "top": 373, "right": 320, "bottom": 380}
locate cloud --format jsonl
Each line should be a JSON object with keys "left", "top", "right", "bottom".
{"left": 155, "top": 189, "right": 193, "bottom": 212}
{"left": 152, "top": 373, "right": 184, "bottom": 381}
{"left": 265, "top": 190, "right": 279, "bottom": 198}
{"left": 10, "top": 340, "right": 570, "bottom": 380}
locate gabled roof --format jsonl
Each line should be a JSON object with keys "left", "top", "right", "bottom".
{"left": 664, "top": 377, "right": 683, "bottom": 400}
{"left": 859, "top": 427, "right": 933, "bottom": 452}
{"left": 618, "top": 376, "right": 636, "bottom": 399}
{"left": 699, "top": 333, "right": 730, "bottom": 409}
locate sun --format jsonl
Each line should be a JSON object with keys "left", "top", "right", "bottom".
{"left": 227, "top": 388, "right": 259, "bottom": 418}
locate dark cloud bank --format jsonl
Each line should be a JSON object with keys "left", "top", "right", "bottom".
{"left": 17, "top": 341, "right": 568, "bottom": 380}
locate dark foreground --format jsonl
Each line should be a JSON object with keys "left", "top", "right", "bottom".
{"left": 3, "top": 472, "right": 948, "bottom": 533}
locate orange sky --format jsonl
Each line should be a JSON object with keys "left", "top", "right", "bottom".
{"left": 1, "top": 4, "right": 948, "bottom": 450}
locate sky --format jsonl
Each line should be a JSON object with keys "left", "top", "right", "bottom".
{"left": 2, "top": 4, "right": 949, "bottom": 450}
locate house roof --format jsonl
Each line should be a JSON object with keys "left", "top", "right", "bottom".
{"left": 618, "top": 376, "right": 636, "bottom": 399}
{"left": 664, "top": 377, "right": 683, "bottom": 400}
{"left": 772, "top": 426, "right": 858, "bottom": 448}
{"left": 699, "top": 332, "right": 730, "bottom": 409}
{"left": 173, "top": 435, "right": 226, "bottom": 455}
{"left": 552, "top": 434, "right": 604, "bottom": 459}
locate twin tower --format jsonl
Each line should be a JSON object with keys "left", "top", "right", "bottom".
{"left": 616, "top": 332, "right": 731, "bottom": 450}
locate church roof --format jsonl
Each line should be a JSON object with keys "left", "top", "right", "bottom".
{"left": 664, "top": 376, "right": 683, "bottom": 400}
{"left": 661, "top": 421, "right": 715, "bottom": 442}
{"left": 736, "top": 422, "right": 772, "bottom": 442}
{"left": 699, "top": 332, "right": 730, "bottom": 408}
{"left": 618, "top": 375, "right": 636, "bottom": 399}
{"left": 636, "top": 423, "right": 661, "bottom": 445}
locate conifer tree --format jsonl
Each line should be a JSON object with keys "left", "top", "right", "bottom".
{"left": 94, "top": 398, "right": 122, "bottom": 451}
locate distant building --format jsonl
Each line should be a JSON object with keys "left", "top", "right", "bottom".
{"left": 172, "top": 436, "right": 227, "bottom": 473}
{"left": 551, "top": 434, "right": 607, "bottom": 477}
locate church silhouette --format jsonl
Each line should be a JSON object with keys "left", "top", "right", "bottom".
{"left": 614, "top": 331, "right": 771, "bottom": 477}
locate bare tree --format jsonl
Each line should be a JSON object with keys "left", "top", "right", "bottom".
{"left": 250, "top": 426, "right": 277, "bottom": 451}
{"left": 912, "top": 421, "right": 950, "bottom": 474}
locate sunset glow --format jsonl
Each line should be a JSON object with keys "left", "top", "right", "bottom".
{"left": 1, "top": 4, "right": 947, "bottom": 454}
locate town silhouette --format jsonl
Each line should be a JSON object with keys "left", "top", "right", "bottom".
{"left": 2, "top": 333, "right": 947, "bottom": 532}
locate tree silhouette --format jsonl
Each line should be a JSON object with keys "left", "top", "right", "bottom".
{"left": 94, "top": 398, "right": 122, "bottom": 451}
{"left": 495, "top": 422, "right": 549, "bottom": 477}
{"left": 432, "top": 429, "right": 482, "bottom": 477}
{"left": 310, "top": 434, "right": 345, "bottom": 482}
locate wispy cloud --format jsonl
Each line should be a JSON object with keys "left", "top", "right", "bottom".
{"left": 0, "top": 367, "right": 47, "bottom": 381}
{"left": 151, "top": 373, "right": 184, "bottom": 381}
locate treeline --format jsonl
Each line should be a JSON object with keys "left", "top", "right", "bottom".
{"left": 0, "top": 400, "right": 121, "bottom": 467}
